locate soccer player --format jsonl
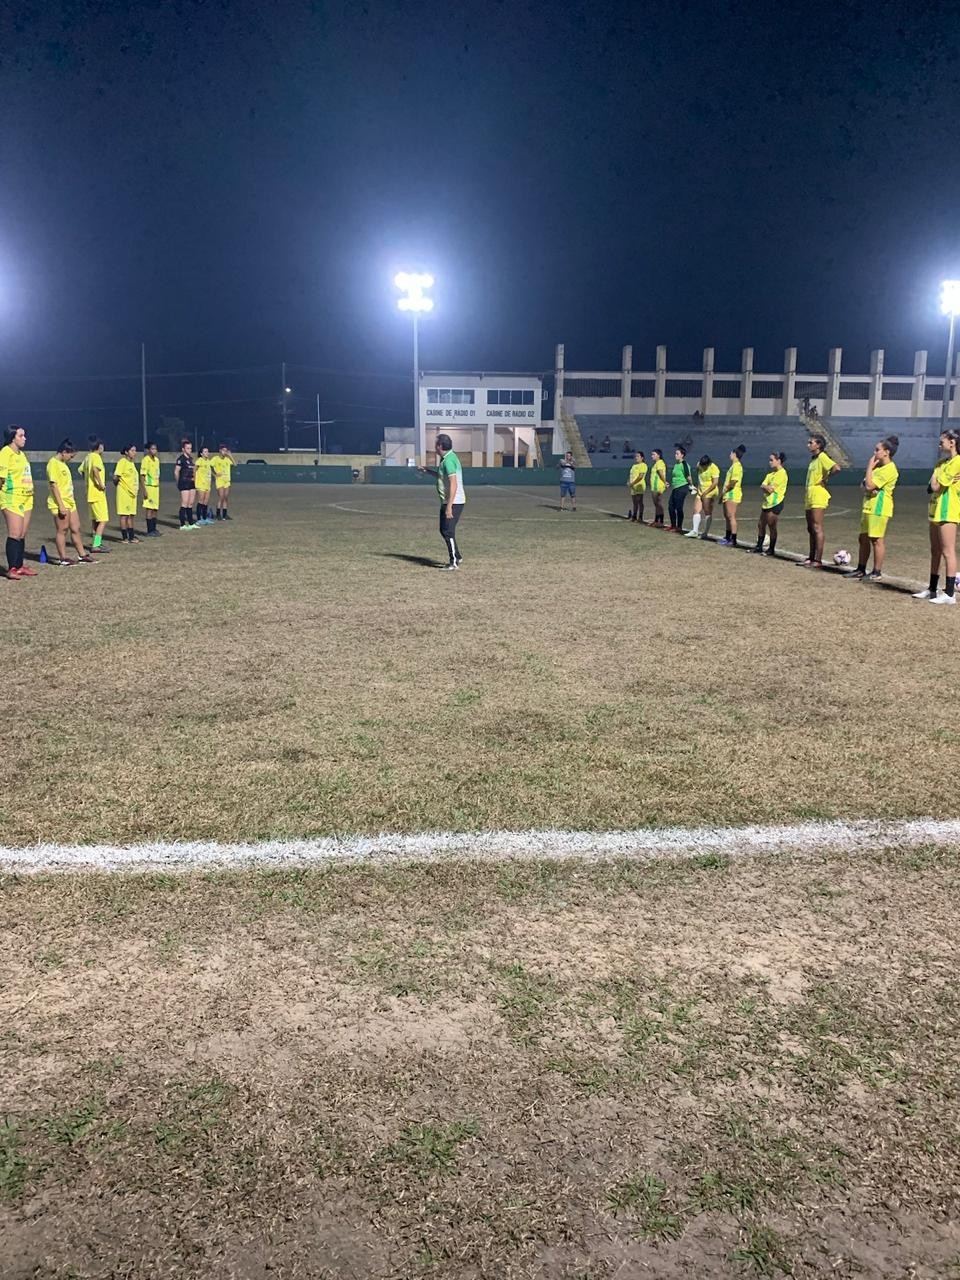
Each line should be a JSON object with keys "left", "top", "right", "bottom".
{"left": 717, "top": 444, "right": 746, "bottom": 547}
{"left": 47, "top": 440, "right": 94, "bottom": 566}
{"left": 558, "top": 451, "right": 577, "bottom": 512}
{"left": 749, "top": 453, "right": 788, "bottom": 556}
{"left": 914, "top": 429, "right": 960, "bottom": 605}
{"left": 685, "top": 454, "right": 720, "bottom": 539}
{"left": 211, "top": 444, "right": 235, "bottom": 519}
{"left": 78, "top": 437, "right": 110, "bottom": 553}
{"left": 418, "top": 432, "right": 465, "bottom": 570}
{"left": 174, "top": 438, "right": 197, "bottom": 529}
{"left": 667, "top": 445, "right": 693, "bottom": 532}
{"left": 627, "top": 450, "right": 647, "bottom": 522}
{"left": 113, "top": 443, "right": 141, "bottom": 543}
{"left": 140, "top": 440, "right": 162, "bottom": 536}
{"left": 801, "top": 433, "right": 839, "bottom": 568}
{"left": 648, "top": 448, "right": 667, "bottom": 528}
{"left": 195, "top": 446, "right": 213, "bottom": 523}
{"left": 850, "top": 436, "right": 899, "bottom": 581}
{"left": 0, "top": 424, "right": 36, "bottom": 580}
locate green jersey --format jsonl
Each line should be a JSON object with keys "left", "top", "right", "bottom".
{"left": 436, "top": 451, "right": 465, "bottom": 504}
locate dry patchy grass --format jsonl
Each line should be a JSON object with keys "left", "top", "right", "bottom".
{"left": 3, "top": 848, "right": 960, "bottom": 1277}
{"left": 0, "top": 483, "right": 955, "bottom": 847}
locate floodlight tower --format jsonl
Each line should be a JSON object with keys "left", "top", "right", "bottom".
{"left": 395, "top": 272, "right": 434, "bottom": 463}
{"left": 940, "top": 280, "right": 960, "bottom": 431}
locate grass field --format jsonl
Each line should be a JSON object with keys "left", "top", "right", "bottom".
{"left": 3, "top": 482, "right": 960, "bottom": 1279}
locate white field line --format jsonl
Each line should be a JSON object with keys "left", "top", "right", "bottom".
{"left": 3, "top": 818, "right": 960, "bottom": 875}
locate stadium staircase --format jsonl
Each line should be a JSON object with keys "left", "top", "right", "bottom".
{"left": 561, "top": 410, "right": 592, "bottom": 468}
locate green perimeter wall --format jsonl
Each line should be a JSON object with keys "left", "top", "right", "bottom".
{"left": 157, "top": 464, "right": 355, "bottom": 484}
{"left": 365, "top": 465, "right": 932, "bottom": 488}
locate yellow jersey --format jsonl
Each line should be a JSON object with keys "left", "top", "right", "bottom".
{"left": 722, "top": 459, "right": 743, "bottom": 501}
{"left": 628, "top": 462, "right": 648, "bottom": 493}
{"left": 211, "top": 454, "right": 233, "bottom": 485}
{"left": 929, "top": 454, "right": 960, "bottom": 524}
{"left": 46, "top": 456, "right": 75, "bottom": 509}
{"left": 140, "top": 454, "right": 160, "bottom": 500}
{"left": 805, "top": 451, "right": 836, "bottom": 509}
{"left": 78, "top": 451, "right": 106, "bottom": 502}
{"left": 195, "top": 457, "right": 213, "bottom": 490}
{"left": 697, "top": 462, "right": 720, "bottom": 497}
{"left": 649, "top": 459, "right": 667, "bottom": 492}
{"left": 0, "top": 445, "right": 34, "bottom": 500}
{"left": 761, "top": 468, "right": 788, "bottom": 510}
{"left": 862, "top": 460, "right": 898, "bottom": 520}
{"left": 114, "top": 457, "right": 139, "bottom": 498}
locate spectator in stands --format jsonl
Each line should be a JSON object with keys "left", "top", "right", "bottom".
{"left": 601, "top": 434, "right": 611, "bottom": 452}
{"left": 686, "top": 454, "right": 720, "bottom": 539}
{"left": 587, "top": 434, "right": 597, "bottom": 453}
{"left": 750, "top": 452, "right": 788, "bottom": 556}
{"left": 649, "top": 448, "right": 667, "bottom": 527}
{"left": 667, "top": 445, "right": 693, "bottom": 533}
{"left": 623, "top": 439, "right": 633, "bottom": 456}
{"left": 558, "top": 451, "right": 577, "bottom": 512}
{"left": 717, "top": 444, "right": 746, "bottom": 547}
{"left": 693, "top": 410, "right": 704, "bottom": 422}
{"left": 627, "top": 450, "right": 647, "bottom": 522}
{"left": 850, "top": 436, "right": 899, "bottom": 581}
{"left": 801, "top": 434, "right": 839, "bottom": 568}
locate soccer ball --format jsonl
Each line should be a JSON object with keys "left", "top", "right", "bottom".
{"left": 833, "top": 549, "right": 852, "bottom": 566}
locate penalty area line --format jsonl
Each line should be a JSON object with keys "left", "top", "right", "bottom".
{"left": 2, "top": 817, "right": 960, "bottom": 874}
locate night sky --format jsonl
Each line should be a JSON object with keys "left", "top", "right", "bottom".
{"left": 2, "top": 0, "right": 959, "bottom": 450}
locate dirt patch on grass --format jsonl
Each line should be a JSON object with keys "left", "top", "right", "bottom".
{"left": 4, "top": 847, "right": 960, "bottom": 1277}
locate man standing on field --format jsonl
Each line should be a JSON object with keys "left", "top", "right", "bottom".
{"left": 418, "top": 433, "right": 465, "bottom": 570}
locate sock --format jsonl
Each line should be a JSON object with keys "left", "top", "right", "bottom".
{"left": 179, "top": 507, "right": 187, "bottom": 527}
{"left": 200, "top": 504, "right": 208, "bottom": 520}
{"left": 768, "top": 532, "right": 777, "bottom": 553}
{"left": 947, "top": 578, "right": 956, "bottom": 598}
{"left": 5, "top": 536, "right": 16, "bottom": 570}
{"left": 188, "top": 506, "right": 196, "bottom": 524}
{"left": 691, "top": 513, "right": 701, "bottom": 534}
{"left": 730, "top": 533, "right": 738, "bottom": 547}
{"left": 856, "top": 560, "right": 867, "bottom": 573}
{"left": 216, "top": 510, "right": 222, "bottom": 519}
{"left": 929, "top": 573, "right": 940, "bottom": 595}
{"left": 701, "top": 515, "right": 712, "bottom": 537}
{"left": 755, "top": 537, "right": 764, "bottom": 550}
{"left": 16, "top": 538, "right": 25, "bottom": 568}
{"left": 92, "top": 532, "right": 102, "bottom": 549}
{"left": 146, "top": 516, "right": 155, "bottom": 534}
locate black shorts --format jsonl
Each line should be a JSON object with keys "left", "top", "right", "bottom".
{"left": 177, "top": 479, "right": 195, "bottom": 493}
{"left": 763, "top": 502, "right": 784, "bottom": 516}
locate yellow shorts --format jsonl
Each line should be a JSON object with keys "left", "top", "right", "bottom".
{"left": 805, "top": 491, "right": 830, "bottom": 511}
{"left": 0, "top": 492, "right": 33, "bottom": 516}
{"left": 143, "top": 498, "right": 159, "bottom": 512}
{"left": 47, "top": 497, "right": 77, "bottom": 516}
{"left": 89, "top": 498, "right": 109, "bottom": 524}
{"left": 860, "top": 512, "right": 889, "bottom": 538}
{"left": 723, "top": 487, "right": 742, "bottom": 505}
{"left": 117, "top": 496, "right": 138, "bottom": 517}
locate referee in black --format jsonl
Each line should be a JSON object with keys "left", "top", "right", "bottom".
{"left": 173, "top": 438, "right": 198, "bottom": 529}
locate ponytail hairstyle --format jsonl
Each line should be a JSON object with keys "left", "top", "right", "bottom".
{"left": 810, "top": 433, "right": 827, "bottom": 451}
{"left": 698, "top": 454, "right": 712, "bottom": 468}
{"left": 635, "top": 449, "right": 646, "bottom": 461}
{"left": 673, "top": 443, "right": 687, "bottom": 458}
{"left": 941, "top": 429, "right": 960, "bottom": 453}
{"left": 87, "top": 435, "right": 103, "bottom": 449}
{"left": 651, "top": 447, "right": 663, "bottom": 461}
{"left": 881, "top": 434, "right": 899, "bottom": 458}
{"left": 57, "top": 438, "right": 75, "bottom": 455}
{"left": 733, "top": 443, "right": 746, "bottom": 460}
{"left": 776, "top": 452, "right": 786, "bottom": 465}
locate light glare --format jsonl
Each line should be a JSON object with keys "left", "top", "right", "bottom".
{"left": 394, "top": 269, "right": 434, "bottom": 314}
{"left": 941, "top": 279, "right": 960, "bottom": 317}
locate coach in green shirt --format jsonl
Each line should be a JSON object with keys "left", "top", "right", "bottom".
{"left": 418, "top": 433, "right": 466, "bottom": 570}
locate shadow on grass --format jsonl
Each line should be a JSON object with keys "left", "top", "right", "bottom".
{"left": 379, "top": 552, "right": 443, "bottom": 568}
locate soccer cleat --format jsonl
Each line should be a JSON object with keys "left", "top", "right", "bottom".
{"left": 931, "top": 593, "right": 957, "bottom": 606}
{"left": 716, "top": 537, "right": 732, "bottom": 547}
{"left": 912, "top": 588, "right": 935, "bottom": 599}
{"left": 764, "top": 549, "right": 777, "bottom": 557}
{"left": 77, "top": 554, "right": 95, "bottom": 563}
{"left": 684, "top": 529, "right": 700, "bottom": 538}
{"left": 798, "top": 557, "right": 814, "bottom": 566}
{"left": 454, "top": 557, "right": 463, "bottom": 566}
{"left": 846, "top": 569, "right": 867, "bottom": 579}
{"left": 17, "top": 565, "right": 38, "bottom": 576}
{"left": 866, "top": 571, "right": 882, "bottom": 582}
{"left": 747, "top": 545, "right": 764, "bottom": 554}
{"left": 53, "top": 558, "right": 75, "bottom": 567}
{"left": 439, "top": 563, "right": 458, "bottom": 571}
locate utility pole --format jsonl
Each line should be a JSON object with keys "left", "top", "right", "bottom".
{"left": 316, "top": 393, "right": 322, "bottom": 456}
{"left": 140, "top": 343, "right": 148, "bottom": 446}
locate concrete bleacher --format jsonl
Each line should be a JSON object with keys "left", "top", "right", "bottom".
{"left": 574, "top": 414, "right": 943, "bottom": 471}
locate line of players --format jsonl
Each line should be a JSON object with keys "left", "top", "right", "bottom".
{"left": 0, "top": 427, "right": 236, "bottom": 579}
{"left": 604, "top": 428, "right": 959, "bottom": 604}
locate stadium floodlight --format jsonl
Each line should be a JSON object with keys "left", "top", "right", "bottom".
{"left": 940, "top": 280, "right": 960, "bottom": 431}
{"left": 395, "top": 271, "right": 435, "bottom": 462}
